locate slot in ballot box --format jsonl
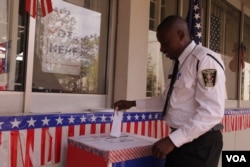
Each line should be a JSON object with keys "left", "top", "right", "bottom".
{"left": 66, "top": 133, "right": 165, "bottom": 167}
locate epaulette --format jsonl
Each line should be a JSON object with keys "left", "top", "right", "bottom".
{"left": 192, "top": 45, "right": 224, "bottom": 72}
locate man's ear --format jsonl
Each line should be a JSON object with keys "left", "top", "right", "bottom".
{"left": 177, "top": 29, "right": 185, "bottom": 40}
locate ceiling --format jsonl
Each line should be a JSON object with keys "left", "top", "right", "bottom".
{"left": 239, "top": 0, "right": 250, "bottom": 9}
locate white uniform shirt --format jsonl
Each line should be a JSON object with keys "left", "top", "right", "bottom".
{"left": 136, "top": 41, "right": 226, "bottom": 147}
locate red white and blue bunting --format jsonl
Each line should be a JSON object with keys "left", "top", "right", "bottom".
{"left": 0, "top": 109, "right": 250, "bottom": 166}
{"left": 0, "top": 112, "right": 168, "bottom": 167}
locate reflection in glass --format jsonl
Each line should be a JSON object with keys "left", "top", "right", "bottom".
{"left": 242, "top": 14, "right": 250, "bottom": 100}
{"left": 147, "top": 30, "right": 165, "bottom": 97}
{"left": 33, "top": 0, "right": 109, "bottom": 94}
{"left": 0, "top": 0, "right": 9, "bottom": 91}
{"left": 0, "top": 0, "right": 27, "bottom": 91}
{"left": 210, "top": 0, "right": 240, "bottom": 100}
{"left": 147, "top": 0, "right": 177, "bottom": 97}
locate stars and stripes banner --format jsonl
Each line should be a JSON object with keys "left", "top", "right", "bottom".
{"left": 25, "top": 0, "right": 53, "bottom": 18}
{"left": 0, "top": 112, "right": 169, "bottom": 167}
{"left": 0, "top": 110, "right": 249, "bottom": 166}
{"left": 186, "top": 0, "right": 202, "bottom": 45}
{"left": 223, "top": 109, "right": 250, "bottom": 132}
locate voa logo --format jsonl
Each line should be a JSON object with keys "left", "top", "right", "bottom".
{"left": 226, "top": 155, "right": 247, "bottom": 162}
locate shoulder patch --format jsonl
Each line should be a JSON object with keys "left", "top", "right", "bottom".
{"left": 202, "top": 69, "right": 217, "bottom": 87}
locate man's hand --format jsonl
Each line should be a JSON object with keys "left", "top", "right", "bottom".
{"left": 151, "top": 137, "right": 176, "bottom": 159}
{"left": 114, "top": 100, "right": 136, "bottom": 111}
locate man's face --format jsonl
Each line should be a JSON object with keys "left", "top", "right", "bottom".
{"left": 156, "top": 27, "right": 182, "bottom": 60}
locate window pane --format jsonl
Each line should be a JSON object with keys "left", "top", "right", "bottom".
{"left": 0, "top": 0, "right": 8, "bottom": 91}
{"left": 32, "top": 0, "right": 110, "bottom": 94}
{"left": 150, "top": 1, "right": 156, "bottom": 19}
{"left": 0, "top": 0, "right": 27, "bottom": 91}
{"left": 160, "top": 0, "right": 177, "bottom": 21}
{"left": 242, "top": 14, "right": 250, "bottom": 100}
{"left": 147, "top": 30, "right": 165, "bottom": 97}
{"left": 147, "top": 0, "right": 178, "bottom": 97}
{"left": 210, "top": 0, "right": 240, "bottom": 100}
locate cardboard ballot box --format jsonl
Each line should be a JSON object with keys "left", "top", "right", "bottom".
{"left": 66, "top": 133, "right": 165, "bottom": 167}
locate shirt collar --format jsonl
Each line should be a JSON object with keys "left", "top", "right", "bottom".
{"left": 178, "top": 41, "right": 196, "bottom": 65}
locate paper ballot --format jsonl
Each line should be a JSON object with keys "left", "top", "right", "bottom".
{"left": 110, "top": 110, "right": 123, "bottom": 137}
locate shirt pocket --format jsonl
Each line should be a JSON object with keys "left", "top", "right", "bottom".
{"left": 173, "top": 76, "right": 195, "bottom": 99}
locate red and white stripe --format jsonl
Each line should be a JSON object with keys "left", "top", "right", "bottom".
{"left": 41, "top": 0, "right": 53, "bottom": 17}
{"left": 107, "top": 146, "right": 153, "bottom": 163}
{"left": 25, "top": 0, "right": 37, "bottom": 18}
{"left": 121, "top": 120, "right": 169, "bottom": 139}
{"left": 222, "top": 114, "right": 250, "bottom": 132}
{"left": 26, "top": 0, "right": 52, "bottom": 18}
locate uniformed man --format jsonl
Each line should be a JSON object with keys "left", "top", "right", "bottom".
{"left": 114, "top": 15, "right": 225, "bottom": 167}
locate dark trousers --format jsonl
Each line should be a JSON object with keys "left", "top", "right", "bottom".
{"left": 165, "top": 130, "right": 223, "bottom": 167}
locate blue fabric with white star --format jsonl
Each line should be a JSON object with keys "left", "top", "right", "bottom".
{"left": 186, "top": 0, "right": 202, "bottom": 45}
{"left": 0, "top": 109, "right": 246, "bottom": 131}
{"left": 0, "top": 112, "right": 162, "bottom": 131}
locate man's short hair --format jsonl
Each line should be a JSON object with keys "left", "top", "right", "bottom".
{"left": 157, "top": 15, "right": 187, "bottom": 32}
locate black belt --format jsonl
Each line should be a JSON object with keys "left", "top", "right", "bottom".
{"left": 170, "top": 123, "right": 224, "bottom": 133}
{"left": 210, "top": 123, "right": 224, "bottom": 131}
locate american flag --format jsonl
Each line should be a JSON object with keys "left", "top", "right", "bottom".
{"left": 25, "top": 0, "right": 53, "bottom": 18}
{"left": 0, "top": 112, "right": 169, "bottom": 167}
{"left": 186, "top": 0, "right": 202, "bottom": 45}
